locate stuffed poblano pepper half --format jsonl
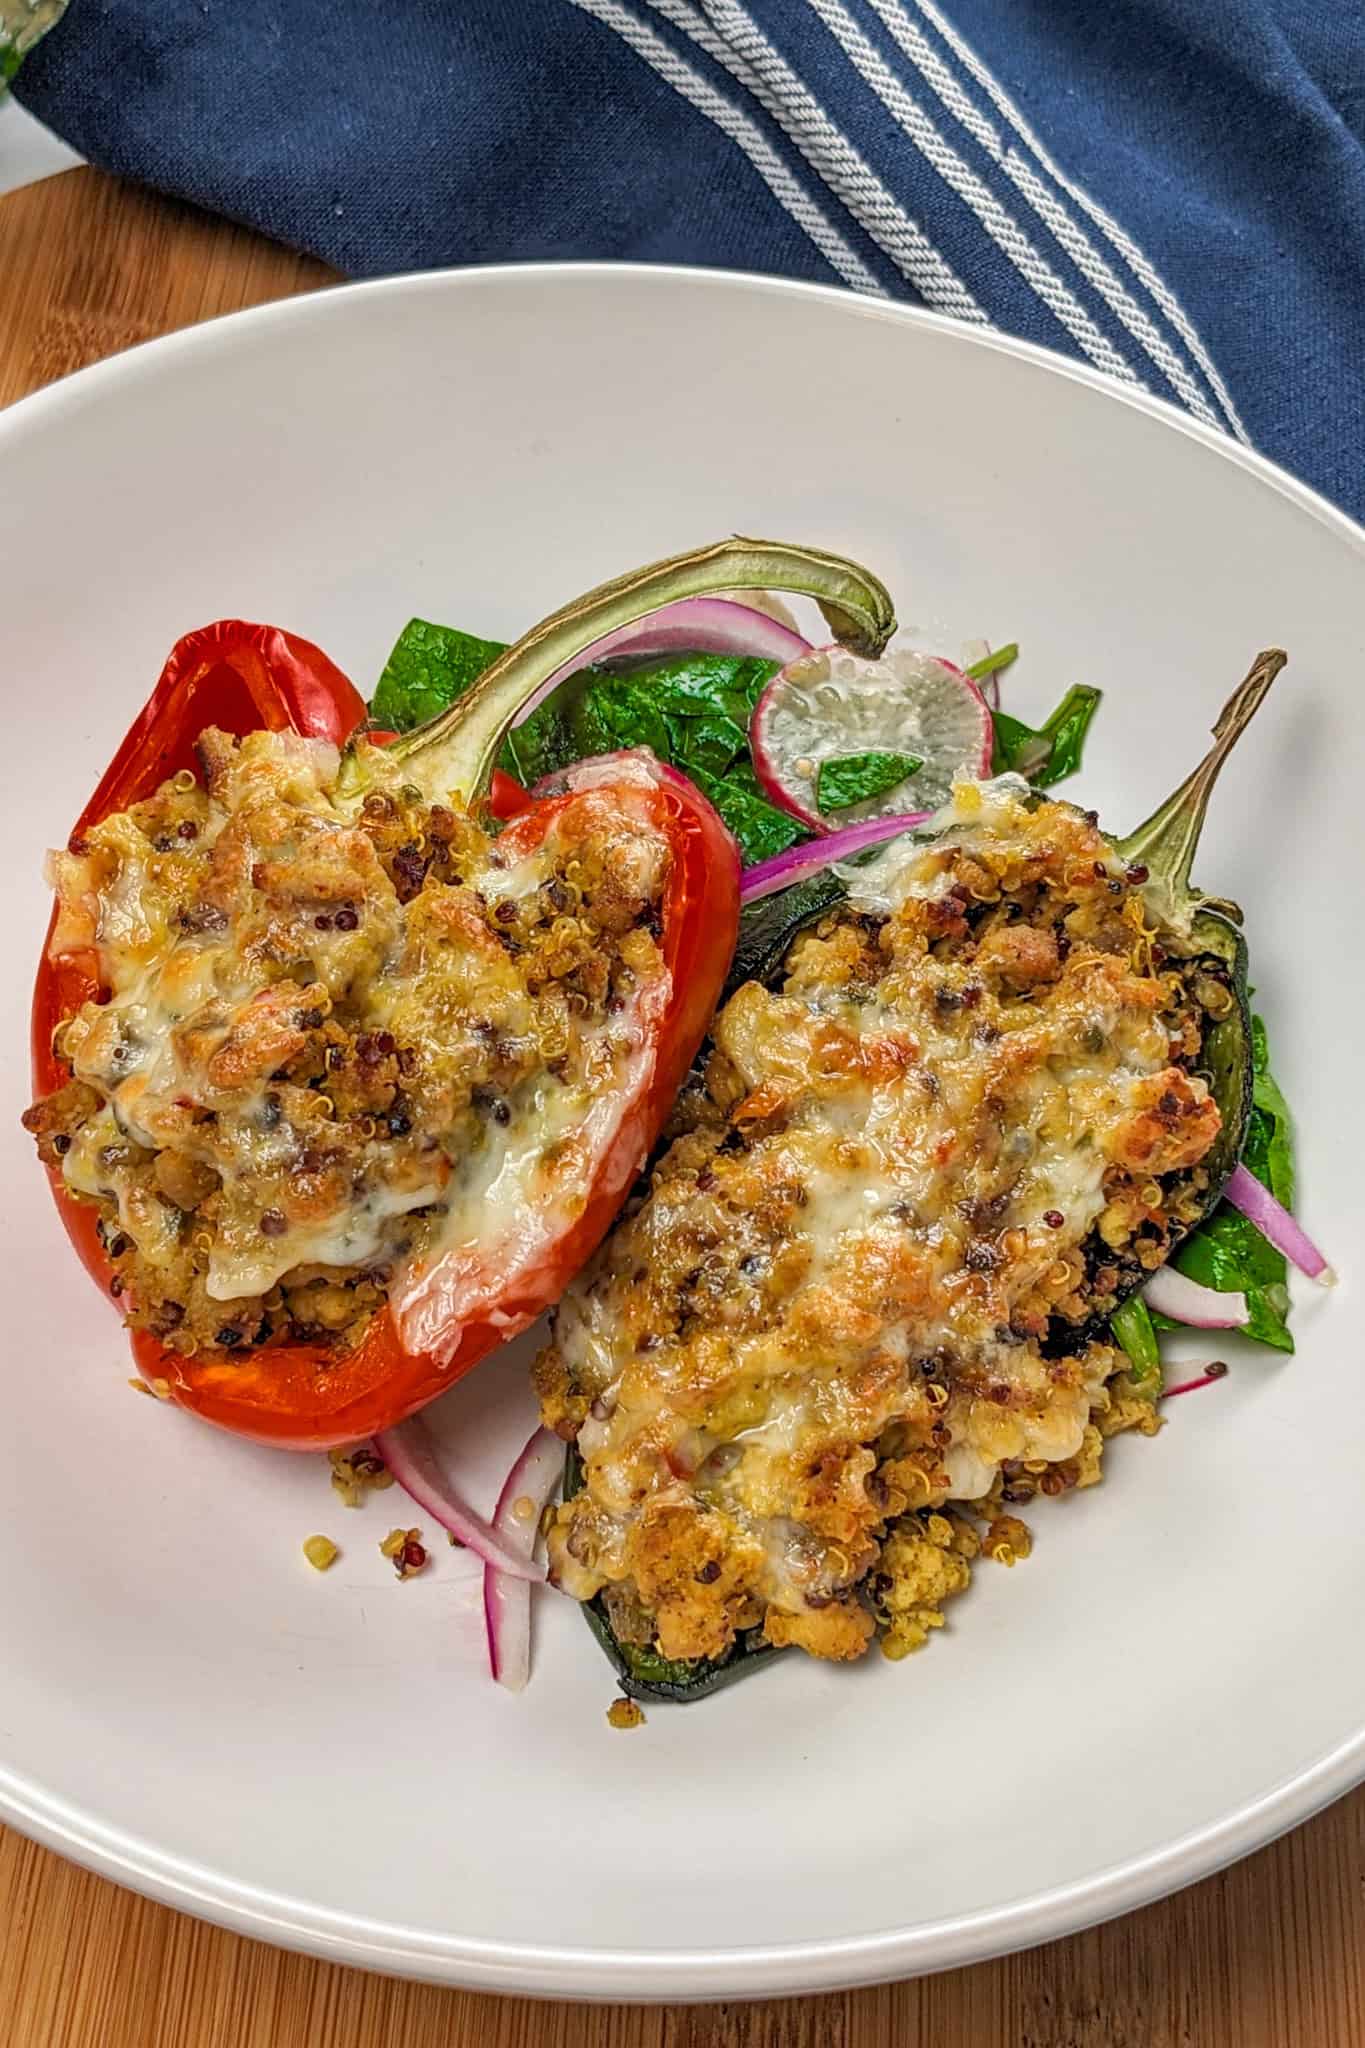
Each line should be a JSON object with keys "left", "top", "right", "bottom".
{"left": 538, "top": 650, "right": 1285, "bottom": 1701}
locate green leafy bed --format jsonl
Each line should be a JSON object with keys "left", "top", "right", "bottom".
{"left": 374, "top": 620, "right": 800, "bottom": 864}
{"left": 368, "top": 610, "right": 1299, "bottom": 1371}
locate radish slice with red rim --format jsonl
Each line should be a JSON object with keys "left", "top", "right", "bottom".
{"left": 751, "top": 646, "right": 993, "bottom": 831}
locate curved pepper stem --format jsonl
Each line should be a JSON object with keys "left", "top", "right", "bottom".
{"left": 361, "top": 537, "right": 896, "bottom": 807}
{"left": 1116, "top": 648, "right": 1287, "bottom": 931}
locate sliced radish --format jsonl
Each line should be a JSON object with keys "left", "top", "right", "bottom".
{"left": 1143, "top": 1265, "right": 1249, "bottom": 1329}
{"left": 751, "top": 646, "right": 993, "bottom": 832}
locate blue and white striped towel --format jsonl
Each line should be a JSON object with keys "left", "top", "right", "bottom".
{"left": 16, "top": 0, "right": 1365, "bottom": 515}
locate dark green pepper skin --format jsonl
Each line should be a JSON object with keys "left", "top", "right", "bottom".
{"left": 563, "top": 1445, "right": 788, "bottom": 1702}
{"left": 573, "top": 651, "right": 1284, "bottom": 1703}
{"left": 581, "top": 1593, "right": 788, "bottom": 1703}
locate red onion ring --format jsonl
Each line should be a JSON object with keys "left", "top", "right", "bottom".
{"left": 483, "top": 1427, "right": 565, "bottom": 1693}
{"left": 1223, "top": 1164, "right": 1334, "bottom": 1284}
{"left": 740, "top": 810, "right": 932, "bottom": 903}
{"left": 375, "top": 1417, "right": 545, "bottom": 1582}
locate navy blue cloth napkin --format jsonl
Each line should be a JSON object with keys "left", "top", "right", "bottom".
{"left": 16, "top": 0, "right": 1365, "bottom": 517}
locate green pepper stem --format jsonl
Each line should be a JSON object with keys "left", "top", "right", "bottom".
{"left": 364, "top": 537, "right": 896, "bottom": 807}
{"left": 1116, "top": 648, "right": 1286, "bottom": 926}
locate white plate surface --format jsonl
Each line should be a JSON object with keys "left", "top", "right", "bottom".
{"left": 0, "top": 266, "right": 1358, "bottom": 2000}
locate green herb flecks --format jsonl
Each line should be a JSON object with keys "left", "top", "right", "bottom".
{"left": 992, "top": 684, "right": 1102, "bottom": 787}
{"left": 0, "top": 0, "right": 69, "bottom": 83}
{"left": 963, "top": 642, "right": 1019, "bottom": 684}
{"left": 815, "top": 749, "right": 923, "bottom": 813}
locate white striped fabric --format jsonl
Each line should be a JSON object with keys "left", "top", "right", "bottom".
{"left": 899, "top": 0, "right": 1248, "bottom": 439}
{"left": 568, "top": 0, "right": 888, "bottom": 295}
{"left": 570, "top": 0, "right": 1246, "bottom": 443}
{"left": 805, "top": 0, "right": 1144, "bottom": 389}
{"left": 660, "top": 0, "right": 988, "bottom": 319}
{"left": 862, "top": 0, "right": 1223, "bottom": 425}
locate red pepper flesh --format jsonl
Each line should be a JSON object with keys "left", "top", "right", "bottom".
{"left": 33, "top": 623, "right": 739, "bottom": 1448}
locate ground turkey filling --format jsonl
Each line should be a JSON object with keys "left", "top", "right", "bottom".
{"left": 536, "top": 780, "right": 1229, "bottom": 1667}
{"left": 24, "top": 728, "right": 671, "bottom": 1360}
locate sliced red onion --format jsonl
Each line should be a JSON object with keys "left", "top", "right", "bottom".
{"left": 1162, "top": 1361, "right": 1230, "bottom": 1399}
{"left": 1223, "top": 1163, "right": 1335, "bottom": 1284}
{"left": 483, "top": 1427, "right": 564, "bottom": 1694}
{"left": 740, "top": 810, "right": 932, "bottom": 904}
{"left": 374, "top": 1417, "right": 545, "bottom": 1583}
{"left": 1143, "top": 1265, "right": 1249, "bottom": 1329}
{"left": 509, "top": 597, "right": 810, "bottom": 731}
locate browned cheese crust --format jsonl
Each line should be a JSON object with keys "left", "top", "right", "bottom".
{"left": 536, "top": 782, "right": 1227, "bottom": 1666}
{"left": 25, "top": 730, "right": 670, "bottom": 1361}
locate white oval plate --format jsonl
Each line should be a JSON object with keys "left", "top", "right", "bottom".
{"left": 0, "top": 266, "right": 1358, "bottom": 2002}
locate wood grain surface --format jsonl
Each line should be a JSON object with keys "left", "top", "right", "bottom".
{"left": 1, "top": 166, "right": 1361, "bottom": 2048}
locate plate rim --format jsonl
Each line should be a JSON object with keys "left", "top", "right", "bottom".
{"left": 3, "top": 258, "right": 1362, "bottom": 2000}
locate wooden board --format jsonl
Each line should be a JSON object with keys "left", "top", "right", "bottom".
{"left": 1, "top": 165, "right": 1361, "bottom": 2048}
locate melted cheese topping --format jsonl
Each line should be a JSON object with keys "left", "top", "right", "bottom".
{"left": 538, "top": 781, "right": 1223, "bottom": 1666}
{"left": 35, "top": 728, "right": 672, "bottom": 1361}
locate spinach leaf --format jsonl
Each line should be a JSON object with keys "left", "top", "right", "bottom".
{"left": 499, "top": 656, "right": 775, "bottom": 812}
{"left": 622, "top": 651, "right": 776, "bottom": 723}
{"left": 992, "top": 684, "right": 1102, "bottom": 788}
{"left": 690, "top": 760, "right": 805, "bottom": 866}
{"left": 673, "top": 711, "right": 751, "bottom": 778}
{"left": 1250, "top": 1015, "right": 1294, "bottom": 1208}
{"left": 512, "top": 671, "right": 676, "bottom": 779}
{"left": 371, "top": 617, "right": 507, "bottom": 734}
{"left": 1110, "top": 1295, "right": 1162, "bottom": 1392}
{"left": 816, "top": 749, "right": 923, "bottom": 813}
{"left": 1170, "top": 1012, "right": 1294, "bottom": 1352}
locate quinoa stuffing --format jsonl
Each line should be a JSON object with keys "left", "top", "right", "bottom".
{"left": 381, "top": 1527, "right": 429, "bottom": 1578}
{"left": 538, "top": 780, "right": 1227, "bottom": 1672}
{"left": 328, "top": 1444, "right": 394, "bottom": 1508}
{"left": 23, "top": 726, "right": 673, "bottom": 1369}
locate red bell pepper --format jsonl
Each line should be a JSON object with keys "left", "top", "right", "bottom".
{"left": 32, "top": 621, "right": 370, "bottom": 1336}
{"left": 30, "top": 541, "right": 895, "bottom": 1450}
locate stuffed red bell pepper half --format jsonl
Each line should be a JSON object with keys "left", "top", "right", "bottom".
{"left": 22, "top": 540, "right": 895, "bottom": 1448}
